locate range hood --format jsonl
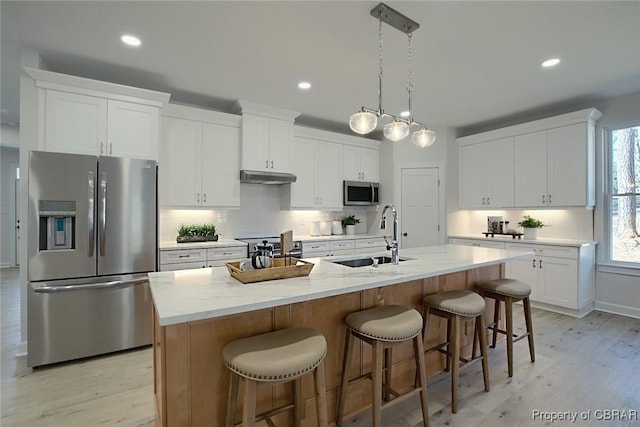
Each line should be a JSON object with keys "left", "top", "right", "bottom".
{"left": 240, "top": 170, "right": 297, "bottom": 185}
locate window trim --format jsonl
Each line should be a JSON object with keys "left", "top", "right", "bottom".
{"left": 603, "top": 122, "right": 640, "bottom": 267}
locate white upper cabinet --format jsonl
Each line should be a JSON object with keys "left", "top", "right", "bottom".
{"left": 460, "top": 137, "right": 514, "bottom": 208}
{"left": 459, "top": 108, "right": 601, "bottom": 209}
{"left": 159, "top": 104, "right": 241, "bottom": 208}
{"left": 343, "top": 145, "right": 379, "bottom": 182}
{"left": 233, "top": 101, "right": 300, "bottom": 174}
{"left": 290, "top": 137, "right": 342, "bottom": 209}
{"left": 28, "top": 68, "right": 169, "bottom": 160}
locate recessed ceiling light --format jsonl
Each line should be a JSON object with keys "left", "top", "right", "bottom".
{"left": 121, "top": 34, "right": 141, "bottom": 47}
{"left": 298, "top": 82, "right": 311, "bottom": 90}
{"left": 541, "top": 58, "right": 560, "bottom": 68}
{"left": 400, "top": 111, "right": 411, "bottom": 118}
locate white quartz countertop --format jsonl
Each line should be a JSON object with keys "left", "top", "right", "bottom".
{"left": 449, "top": 235, "right": 596, "bottom": 247}
{"left": 149, "top": 245, "right": 533, "bottom": 326}
{"left": 159, "top": 239, "right": 247, "bottom": 250}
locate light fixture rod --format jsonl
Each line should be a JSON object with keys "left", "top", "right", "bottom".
{"left": 370, "top": 3, "right": 420, "bottom": 35}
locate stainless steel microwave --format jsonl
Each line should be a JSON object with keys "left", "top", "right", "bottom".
{"left": 344, "top": 181, "right": 379, "bottom": 206}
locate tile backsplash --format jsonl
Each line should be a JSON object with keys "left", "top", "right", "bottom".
{"left": 159, "top": 184, "right": 378, "bottom": 242}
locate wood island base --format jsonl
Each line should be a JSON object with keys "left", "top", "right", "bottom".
{"left": 153, "top": 264, "right": 503, "bottom": 426}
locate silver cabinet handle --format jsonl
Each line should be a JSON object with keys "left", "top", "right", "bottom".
{"left": 548, "top": 194, "right": 552, "bottom": 204}
{"left": 271, "top": 160, "right": 274, "bottom": 169}
{"left": 539, "top": 259, "right": 543, "bottom": 269}
{"left": 34, "top": 277, "right": 147, "bottom": 293}
{"left": 178, "top": 254, "right": 191, "bottom": 258}
{"left": 88, "top": 172, "right": 95, "bottom": 257}
{"left": 542, "top": 194, "right": 546, "bottom": 204}
{"left": 99, "top": 171, "right": 107, "bottom": 256}
{"left": 487, "top": 197, "right": 490, "bottom": 205}
{"left": 265, "top": 160, "right": 269, "bottom": 169}
{"left": 203, "top": 193, "right": 207, "bottom": 203}
{"left": 532, "top": 259, "right": 536, "bottom": 268}
{"left": 196, "top": 193, "right": 200, "bottom": 203}
{"left": 482, "top": 197, "right": 486, "bottom": 205}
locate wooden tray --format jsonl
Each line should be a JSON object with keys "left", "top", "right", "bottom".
{"left": 226, "top": 258, "right": 314, "bottom": 284}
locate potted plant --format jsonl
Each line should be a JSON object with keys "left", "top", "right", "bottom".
{"left": 517, "top": 215, "right": 544, "bottom": 240}
{"left": 341, "top": 215, "right": 360, "bottom": 235}
{"left": 176, "top": 223, "right": 218, "bottom": 243}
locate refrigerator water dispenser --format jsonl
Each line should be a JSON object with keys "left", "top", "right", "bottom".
{"left": 38, "top": 200, "right": 76, "bottom": 250}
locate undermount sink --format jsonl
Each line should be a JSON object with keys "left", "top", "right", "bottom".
{"left": 329, "top": 255, "right": 408, "bottom": 268}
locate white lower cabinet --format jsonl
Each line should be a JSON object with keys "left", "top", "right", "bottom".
{"left": 449, "top": 238, "right": 595, "bottom": 317}
{"left": 355, "top": 237, "right": 387, "bottom": 254}
{"left": 159, "top": 245, "right": 246, "bottom": 271}
{"left": 303, "top": 241, "right": 332, "bottom": 258}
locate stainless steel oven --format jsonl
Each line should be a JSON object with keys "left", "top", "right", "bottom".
{"left": 344, "top": 180, "right": 379, "bottom": 206}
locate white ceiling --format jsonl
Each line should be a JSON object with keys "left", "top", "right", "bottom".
{"left": 2, "top": 1, "right": 639, "bottom": 135}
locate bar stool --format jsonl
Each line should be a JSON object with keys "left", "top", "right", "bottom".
{"left": 422, "top": 290, "right": 489, "bottom": 413}
{"left": 336, "top": 305, "right": 429, "bottom": 427}
{"left": 476, "top": 278, "right": 535, "bottom": 377}
{"left": 223, "top": 327, "right": 328, "bottom": 427}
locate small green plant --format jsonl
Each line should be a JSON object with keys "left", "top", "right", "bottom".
{"left": 517, "top": 215, "right": 545, "bottom": 229}
{"left": 341, "top": 215, "right": 360, "bottom": 229}
{"left": 177, "top": 223, "right": 216, "bottom": 237}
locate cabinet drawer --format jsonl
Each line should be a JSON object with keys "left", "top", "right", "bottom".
{"left": 355, "top": 238, "right": 386, "bottom": 250}
{"left": 160, "top": 261, "right": 207, "bottom": 271}
{"left": 160, "top": 249, "right": 207, "bottom": 265}
{"left": 331, "top": 249, "right": 355, "bottom": 257}
{"left": 450, "top": 238, "right": 505, "bottom": 249}
{"left": 304, "top": 241, "right": 330, "bottom": 253}
{"left": 505, "top": 243, "right": 577, "bottom": 259}
{"left": 330, "top": 240, "right": 355, "bottom": 251}
{"left": 207, "top": 246, "right": 247, "bottom": 261}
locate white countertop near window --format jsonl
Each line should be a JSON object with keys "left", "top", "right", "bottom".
{"left": 149, "top": 244, "right": 533, "bottom": 326}
{"left": 449, "top": 235, "right": 597, "bottom": 247}
{"left": 159, "top": 239, "right": 247, "bottom": 250}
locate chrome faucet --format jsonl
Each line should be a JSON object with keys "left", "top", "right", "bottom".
{"left": 380, "top": 204, "right": 400, "bottom": 265}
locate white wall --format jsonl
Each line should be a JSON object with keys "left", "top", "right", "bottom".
{"left": 0, "top": 131, "right": 20, "bottom": 267}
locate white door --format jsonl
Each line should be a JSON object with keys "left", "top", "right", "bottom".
{"left": 13, "top": 165, "right": 20, "bottom": 266}
{"left": 400, "top": 167, "right": 440, "bottom": 248}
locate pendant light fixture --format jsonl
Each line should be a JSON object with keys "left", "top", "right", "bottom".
{"left": 349, "top": 3, "right": 436, "bottom": 147}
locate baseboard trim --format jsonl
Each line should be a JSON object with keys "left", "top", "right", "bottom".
{"left": 594, "top": 301, "right": 640, "bottom": 320}
{"left": 0, "top": 262, "right": 12, "bottom": 268}
{"left": 17, "top": 341, "right": 27, "bottom": 357}
{"left": 528, "top": 300, "right": 594, "bottom": 318}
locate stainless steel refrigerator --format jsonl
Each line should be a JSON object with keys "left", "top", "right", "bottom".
{"left": 27, "top": 151, "right": 157, "bottom": 367}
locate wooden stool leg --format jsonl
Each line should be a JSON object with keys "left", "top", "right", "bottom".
{"left": 242, "top": 378, "right": 257, "bottom": 427}
{"left": 523, "top": 297, "right": 536, "bottom": 363}
{"left": 505, "top": 297, "right": 514, "bottom": 377}
{"left": 449, "top": 314, "right": 460, "bottom": 413}
{"left": 293, "top": 378, "right": 302, "bottom": 427}
{"left": 383, "top": 347, "right": 392, "bottom": 402}
{"left": 413, "top": 334, "right": 430, "bottom": 427}
{"left": 476, "top": 314, "right": 490, "bottom": 392}
{"left": 372, "top": 341, "right": 384, "bottom": 427}
{"left": 226, "top": 373, "right": 240, "bottom": 427}
{"left": 445, "top": 317, "right": 452, "bottom": 372}
{"left": 491, "top": 298, "right": 500, "bottom": 348}
{"left": 336, "top": 330, "right": 354, "bottom": 426}
{"left": 314, "top": 361, "right": 329, "bottom": 427}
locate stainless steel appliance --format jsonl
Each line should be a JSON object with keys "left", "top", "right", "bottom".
{"left": 344, "top": 180, "right": 379, "bottom": 206}
{"left": 27, "top": 151, "right": 156, "bottom": 367}
{"left": 237, "top": 237, "right": 303, "bottom": 259}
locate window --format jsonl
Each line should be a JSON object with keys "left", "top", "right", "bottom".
{"left": 607, "top": 124, "right": 640, "bottom": 264}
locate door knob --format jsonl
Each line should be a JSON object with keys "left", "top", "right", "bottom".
{"left": 403, "top": 232, "right": 408, "bottom": 237}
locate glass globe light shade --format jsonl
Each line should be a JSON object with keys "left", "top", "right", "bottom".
{"left": 412, "top": 128, "right": 436, "bottom": 148}
{"left": 383, "top": 120, "right": 410, "bottom": 141}
{"left": 349, "top": 111, "right": 378, "bottom": 134}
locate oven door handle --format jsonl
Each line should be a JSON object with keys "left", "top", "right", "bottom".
{"left": 33, "top": 278, "right": 147, "bottom": 293}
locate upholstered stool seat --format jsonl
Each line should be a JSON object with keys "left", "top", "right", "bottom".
{"left": 477, "top": 278, "right": 535, "bottom": 377}
{"left": 422, "top": 290, "right": 489, "bottom": 413}
{"left": 337, "top": 305, "right": 429, "bottom": 427}
{"left": 223, "top": 327, "right": 328, "bottom": 427}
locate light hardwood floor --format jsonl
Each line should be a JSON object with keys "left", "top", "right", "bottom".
{"left": 2, "top": 267, "right": 639, "bottom": 426}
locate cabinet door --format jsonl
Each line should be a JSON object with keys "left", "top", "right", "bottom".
{"left": 514, "top": 131, "right": 547, "bottom": 207}
{"left": 289, "top": 138, "right": 316, "bottom": 208}
{"left": 486, "top": 137, "right": 514, "bottom": 208}
{"left": 201, "top": 123, "right": 240, "bottom": 207}
{"left": 316, "top": 141, "right": 343, "bottom": 209}
{"left": 460, "top": 143, "right": 487, "bottom": 208}
{"left": 538, "top": 256, "right": 578, "bottom": 308}
{"left": 505, "top": 257, "right": 539, "bottom": 301}
{"left": 45, "top": 90, "right": 106, "bottom": 155}
{"left": 359, "top": 148, "right": 379, "bottom": 181}
{"left": 241, "top": 114, "right": 269, "bottom": 171}
{"left": 107, "top": 100, "right": 159, "bottom": 160}
{"left": 159, "top": 117, "right": 202, "bottom": 206}
{"left": 547, "top": 123, "right": 587, "bottom": 206}
{"left": 343, "top": 145, "right": 361, "bottom": 181}
{"left": 268, "top": 118, "right": 292, "bottom": 173}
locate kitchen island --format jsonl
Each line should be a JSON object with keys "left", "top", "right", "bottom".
{"left": 149, "top": 245, "right": 532, "bottom": 426}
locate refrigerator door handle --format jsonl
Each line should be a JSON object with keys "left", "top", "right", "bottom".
{"left": 34, "top": 277, "right": 147, "bottom": 293}
{"left": 88, "top": 171, "right": 95, "bottom": 257}
{"left": 99, "top": 171, "right": 107, "bottom": 256}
